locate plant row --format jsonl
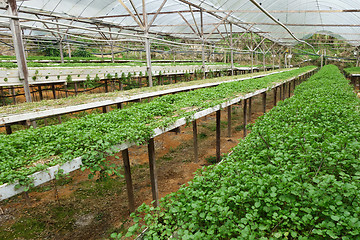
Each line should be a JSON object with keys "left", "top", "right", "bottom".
{"left": 343, "top": 67, "right": 360, "bottom": 76}
{"left": 117, "top": 65, "right": 360, "bottom": 239}
{"left": 0, "top": 66, "right": 315, "bottom": 189}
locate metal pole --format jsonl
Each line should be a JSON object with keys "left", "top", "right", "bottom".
{"left": 67, "top": 40, "right": 71, "bottom": 58}
{"left": 8, "top": 0, "right": 31, "bottom": 102}
{"left": 201, "top": 9, "right": 205, "bottom": 79}
{"left": 250, "top": 32, "right": 254, "bottom": 73}
{"left": 230, "top": 23, "right": 234, "bottom": 76}
{"left": 59, "top": 40, "right": 64, "bottom": 64}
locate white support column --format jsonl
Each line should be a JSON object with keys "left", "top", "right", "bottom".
{"left": 59, "top": 40, "right": 64, "bottom": 63}
{"left": 7, "top": 0, "right": 31, "bottom": 102}
{"left": 230, "top": 23, "right": 234, "bottom": 76}
{"left": 201, "top": 9, "right": 205, "bottom": 79}
{"left": 145, "top": 33, "right": 153, "bottom": 87}
{"left": 142, "top": 1, "right": 153, "bottom": 87}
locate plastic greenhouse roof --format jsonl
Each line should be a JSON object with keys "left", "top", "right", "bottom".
{"left": 1, "top": 0, "right": 360, "bottom": 46}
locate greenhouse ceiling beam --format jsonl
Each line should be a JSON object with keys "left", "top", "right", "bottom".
{"left": 0, "top": 14, "right": 215, "bottom": 48}
{"left": 47, "top": 9, "right": 360, "bottom": 21}
{"left": 204, "top": 11, "right": 232, "bottom": 42}
{"left": 147, "top": 0, "right": 167, "bottom": 29}
{"left": 234, "top": 22, "right": 360, "bottom": 27}
{"left": 177, "top": 11, "right": 199, "bottom": 37}
{"left": 189, "top": 5, "right": 201, "bottom": 36}
{"left": 121, "top": 22, "right": 360, "bottom": 28}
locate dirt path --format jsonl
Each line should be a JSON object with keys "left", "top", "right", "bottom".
{"left": 0, "top": 89, "right": 282, "bottom": 240}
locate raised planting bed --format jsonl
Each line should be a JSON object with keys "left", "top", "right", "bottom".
{"left": 0, "top": 68, "right": 293, "bottom": 126}
{"left": 0, "top": 64, "right": 237, "bottom": 87}
{"left": 118, "top": 65, "right": 359, "bottom": 239}
{"left": 0, "top": 66, "right": 316, "bottom": 201}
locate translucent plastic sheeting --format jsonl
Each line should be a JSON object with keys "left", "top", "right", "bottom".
{"left": 1, "top": 0, "right": 360, "bottom": 46}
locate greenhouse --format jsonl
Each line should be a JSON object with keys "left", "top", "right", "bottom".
{"left": 0, "top": 0, "right": 359, "bottom": 239}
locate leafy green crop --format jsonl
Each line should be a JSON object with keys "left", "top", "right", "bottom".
{"left": 343, "top": 67, "right": 360, "bottom": 75}
{"left": 0, "top": 66, "right": 315, "bottom": 189}
{"left": 117, "top": 65, "right": 360, "bottom": 239}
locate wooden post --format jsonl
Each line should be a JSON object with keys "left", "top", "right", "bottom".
{"left": 148, "top": 138, "right": 159, "bottom": 207}
{"left": 105, "top": 79, "right": 109, "bottom": 93}
{"left": 5, "top": 124, "right": 12, "bottom": 134}
{"left": 216, "top": 110, "right": 221, "bottom": 162}
{"left": 74, "top": 82, "right": 78, "bottom": 95}
{"left": 8, "top": 0, "right": 32, "bottom": 102}
{"left": 11, "top": 86, "right": 16, "bottom": 104}
{"left": 282, "top": 84, "right": 286, "bottom": 100}
{"left": 288, "top": 82, "right": 291, "bottom": 97}
{"left": 274, "top": 87, "right": 277, "bottom": 106}
{"left": 192, "top": 120, "right": 198, "bottom": 162}
{"left": 64, "top": 83, "right": 68, "bottom": 98}
{"left": 38, "top": 85, "right": 43, "bottom": 100}
{"left": 122, "top": 149, "right": 135, "bottom": 213}
{"left": 51, "top": 84, "right": 56, "bottom": 99}
{"left": 227, "top": 106, "right": 232, "bottom": 137}
{"left": 243, "top": 99, "right": 247, "bottom": 137}
{"left": 0, "top": 86, "right": 5, "bottom": 105}
{"left": 248, "top": 97, "right": 252, "bottom": 122}
{"left": 102, "top": 106, "right": 110, "bottom": 113}
{"left": 117, "top": 103, "right": 123, "bottom": 109}
{"left": 293, "top": 78, "right": 296, "bottom": 90}
{"left": 262, "top": 92, "right": 266, "bottom": 113}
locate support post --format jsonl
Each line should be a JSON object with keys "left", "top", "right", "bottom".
{"left": 230, "top": 23, "right": 234, "bottom": 76}
{"left": 105, "top": 79, "right": 109, "bottom": 93}
{"left": 8, "top": 0, "right": 31, "bottom": 102}
{"left": 38, "top": 85, "right": 43, "bottom": 100}
{"left": 216, "top": 110, "right": 221, "bottom": 162}
{"left": 288, "top": 82, "right": 291, "bottom": 97}
{"left": 5, "top": 124, "right": 12, "bottom": 134}
{"left": 52, "top": 84, "right": 56, "bottom": 99}
{"left": 243, "top": 99, "right": 247, "bottom": 137}
{"left": 0, "top": 86, "right": 5, "bottom": 105}
{"left": 201, "top": 9, "right": 205, "bottom": 79}
{"left": 122, "top": 149, "right": 135, "bottom": 213}
{"left": 262, "top": 92, "right": 266, "bottom": 113}
{"left": 192, "top": 120, "right": 198, "bottom": 162}
{"left": 148, "top": 138, "right": 159, "bottom": 207}
{"left": 227, "top": 106, "right": 231, "bottom": 137}
{"left": 145, "top": 35, "right": 153, "bottom": 87}
{"left": 11, "top": 86, "right": 16, "bottom": 104}
{"left": 67, "top": 41, "right": 71, "bottom": 58}
{"left": 274, "top": 87, "right": 277, "bottom": 106}
{"left": 74, "top": 82, "right": 78, "bottom": 95}
{"left": 248, "top": 97, "right": 252, "bottom": 122}
{"left": 59, "top": 40, "right": 64, "bottom": 64}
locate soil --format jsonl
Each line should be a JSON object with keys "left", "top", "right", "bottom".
{"left": 0, "top": 89, "right": 284, "bottom": 240}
